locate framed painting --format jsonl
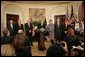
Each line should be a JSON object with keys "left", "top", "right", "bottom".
{"left": 29, "top": 8, "right": 45, "bottom": 25}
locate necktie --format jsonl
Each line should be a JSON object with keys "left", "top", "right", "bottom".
{"left": 58, "top": 23, "right": 59, "bottom": 28}
{"left": 19, "top": 24, "right": 21, "bottom": 28}
{"left": 11, "top": 24, "right": 13, "bottom": 29}
{"left": 28, "top": 23, "right": 30, "bottom": 27}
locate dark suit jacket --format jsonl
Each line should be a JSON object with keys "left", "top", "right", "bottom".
{"left": 55, "top": 23, "right": 64, "bottom": 32}
{"left": 1, "top": 36, "right": 13, "bottom": 44}
{"left": 24, "top": 36, "right": 30, "bottom": 46}
{"left": 16, "top": 23, "right": 24, "bottom": 34}
{"left": 54, "top": 23, "right": 64, "bottom": 41}
{"left": 15, "top": 46, "right": 32, "bottom": 56}
{"left": 7, "top": 24, "right": 16, "bottom": 36}
{"left": 24, "top": 23, "right": 33, "bottom": 37}
{"left": 38, "top": 23, "right": 46, "bottom": 29}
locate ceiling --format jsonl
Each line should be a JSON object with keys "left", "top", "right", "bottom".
{"left": 9, "top": 1, "right": 73, "bottom": 5}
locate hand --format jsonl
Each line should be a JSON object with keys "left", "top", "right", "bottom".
{"left": 32, "top": 31, "right": 35, "bottom": 36}
{"left": 60, "top": 41, "right": 68, "bottom": 53}
{"left": 29, "top": 30, "right": 31, "bottom": 33}
{"left": 81, "top": 42, "right": 84, "bottom": 46}
{"left": 64, "top": 31, "right": 67, "bottom": 33}
{"left": 72, "top": 46, "right": 78, "bottom": 49}
{"left": 72, "top": 45, "right": 84, "bottom": 51}
{"left": 78, "top": 45, "right": 84, "bottom": 51}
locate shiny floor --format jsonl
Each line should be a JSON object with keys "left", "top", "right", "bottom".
{"left": 31, "top": 40, "right": 50, "bottom": 56}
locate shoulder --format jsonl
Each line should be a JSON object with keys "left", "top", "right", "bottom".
{"left": 25, "top": 23, "right": 28, "bottom": 25}
{"left": 21, "top": 24, "right": 23, "bottom": 26}
{"left": 1, "top": 36, "right": 5, "bottom": 38}
{"left": 1, "top": 36, "right": 5, "bottom": 41}
{"left": 25, "top": 23, "right": 27, "bottom": 24}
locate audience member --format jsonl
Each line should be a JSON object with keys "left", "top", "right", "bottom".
{"left": 64, "top": 28, "right": 84, "bottom": 55}
{"left": 12, "top": 30, "right": 32, "bottom": 56}
{"left": 46, "top": 41, "right": 68, "bottom": 56}
{"left": 1, "top": 44, "right": 16, "bottom": 56}
{"left": 1, "top": 29, "right": 13, "bottom": 44}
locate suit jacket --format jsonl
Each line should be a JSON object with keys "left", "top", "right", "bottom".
{"left": 54, "top": 23, "right": 65, "bottom": 41}
{"left": 38, "top": 23, "right": 46, "bottom": 29}
{"left": 25, "top": 23, "right": 33, "bottom": 37}
{"left": 1, "top": 36, "right": 13, "bottom": 44}
{"left": 24, "top": 36, "right": 30, "bottom": 46}
{"left": 15, "top": 46, "right": 32, "bottom": 56}
{"left": 16, "top": 23, "right": 24, "bottom": 34}
{"left": 55, "top": 23, "right": 64, "bottom": 32}
{"left": 7, "top": 24, "right": 16, "bottom": 36}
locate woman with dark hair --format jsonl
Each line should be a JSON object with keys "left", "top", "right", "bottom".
{"left": 12, "top": 30, "right": 32, "bottom": 56}
{"left": 46, "top": 41, "right": 68, "bottom": 56}
{"left": 1, "top": 29, "right": 13, "bottom": 44}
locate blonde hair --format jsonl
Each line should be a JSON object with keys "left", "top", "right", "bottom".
{"left": 1, "top": 44, "right": 16, "bottom": 56}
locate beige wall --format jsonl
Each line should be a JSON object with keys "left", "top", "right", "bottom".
{"left": 1, "top": 1, "right": 83, "bottom": 36}
{"left": 1, "top": 1, "right": 67, "bottom": 25}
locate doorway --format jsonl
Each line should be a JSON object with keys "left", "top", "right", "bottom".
{"left": 6, "top": 14, "right": 19, "bottom": 26}
{"left": 54, "top": 14, "right": 66, "bottom": 41}
{"left": 54, "top": 15, "right": 66, "bottom": 25}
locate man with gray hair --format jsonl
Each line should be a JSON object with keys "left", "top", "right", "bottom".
{"left": 7, "top": 20, "right": 16, "bottom": 36}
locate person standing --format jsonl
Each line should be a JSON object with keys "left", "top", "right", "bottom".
{"left": 54, "top": 17, "right": 64, "bottom": 42}
{"left": 38, "top": 20, "right": 46, "bottom": 51}
{"left": 47, "top": 20, "right": 55, "bottom": 45}
{"left": 16, "top": 20, "right": 24, "bottom": 34}
{"left": 7, "top": 20, "right": 16, "bottom": 36}
{"left": 25, "top": 19, "right": 33, "bottom": 46}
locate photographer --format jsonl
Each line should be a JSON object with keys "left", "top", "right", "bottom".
{"left": 46, "top": 41, "right": 68, "bottom": 56}
{"left": 70, "top": 44, "right": 84, "bottom": 56}
{"left": 64, "top": 28, "right": 84, "bottom": 55}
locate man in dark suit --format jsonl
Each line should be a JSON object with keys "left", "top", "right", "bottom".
{"left": 16, "top": 20, "right": 24, "bottom": 34}
{"left": 25, "top": 19, "right": 33, "bottom": 46}
{"left": 7, "top": 20, "right": 16, "bottom": 36}
{"left": 54, "top": 18, "right": 64, "bottom": 42}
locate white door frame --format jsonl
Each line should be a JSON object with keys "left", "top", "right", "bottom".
{"left": 51, "top": 13, "right": 66, "bottom": 24}
{"left": 4, "top": 11, "right": 21, "bottom": 28}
